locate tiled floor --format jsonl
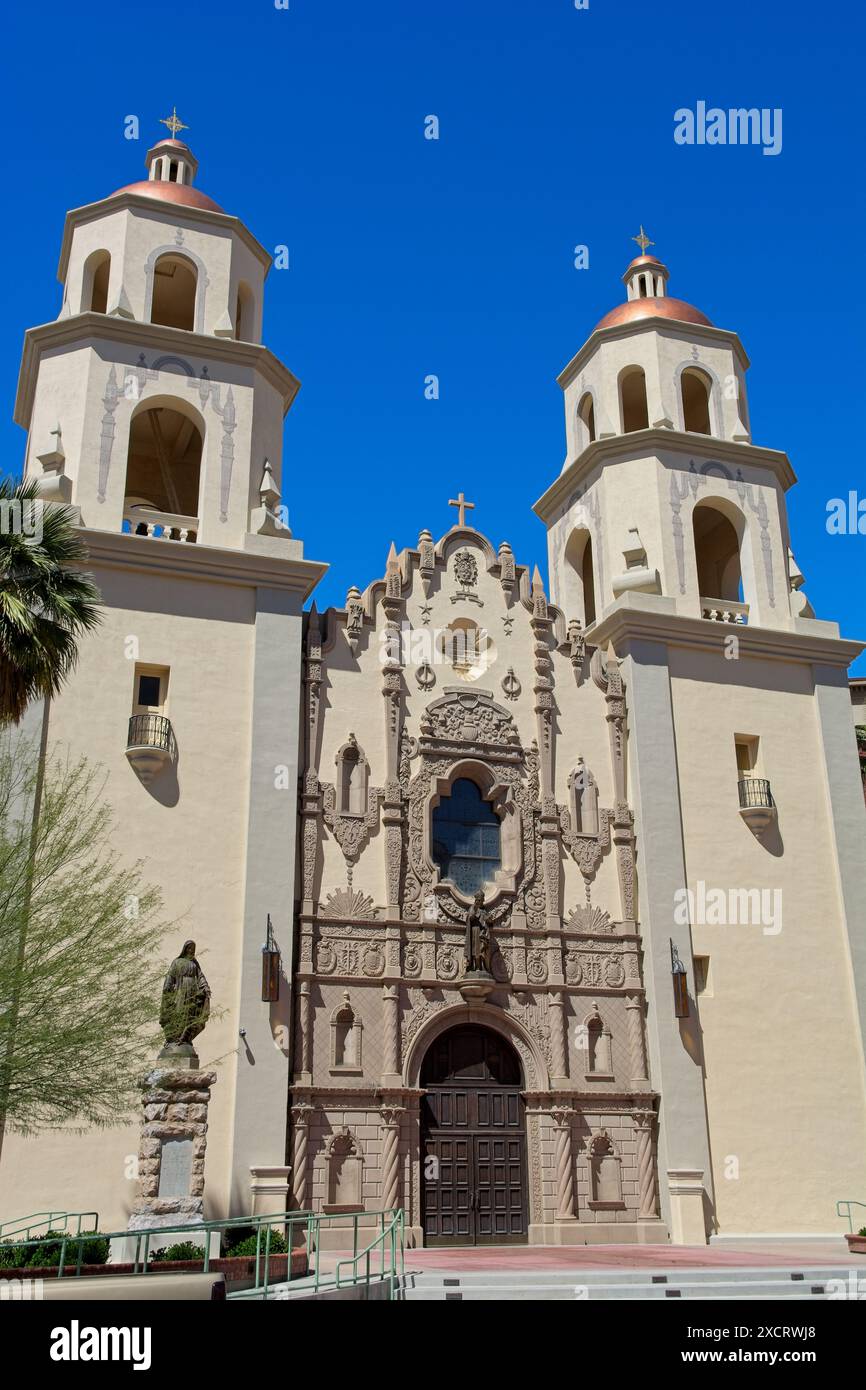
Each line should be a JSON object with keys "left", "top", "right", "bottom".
{"left": 399, "top": 1240, "right": 859, "bottom": 1272}
{"left": 318, "top": 1238, "right": 859, "bottom": 1275}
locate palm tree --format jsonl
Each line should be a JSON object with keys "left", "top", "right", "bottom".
{"left": 0, "top": 476, "right": 102, "bottom": 1165}
{"left": 0, "top": 477, "right": 102, "bottom": 724}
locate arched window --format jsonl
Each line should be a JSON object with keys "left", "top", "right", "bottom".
{"left": 122, "top": 402, "right": 203, "bottom": 535}
{"left": 562, "top": 528, "right": 597, "bottom": 627}
{"left": 576, "top": 391, "right": 596, "bottom": 450}
{"left": 693, "top": 502, "right": 743, "bottom": 603}
{"left": 150, "top": 253, "right": 197, "bottom": 331}
{"left": 585, "top": 1005, "right": 613, "bottom": 1076}
{"left": 620, "top": 367, "right": 649, "bottom": 433}
{"left": 681, "top": 367, "right": 712, "bottom": 434}
{"left": 235, "top": 281, "right": 255, "bottom": 341}
{"left": 432, "top": 778, "right": 501, "bottom": 896}
{"left": 81, "top": 250, "right": 110, "bottom": 314}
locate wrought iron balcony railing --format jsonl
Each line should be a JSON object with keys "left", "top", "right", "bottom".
{"left": 738, "top": 776, "right": 774, "bottom": 810}
{"left": 126, "top": 713, "right": 177, "bottom": 785}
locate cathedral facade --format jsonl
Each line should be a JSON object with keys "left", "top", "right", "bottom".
{"left": 2, "top": 131, "right": 865, "bottom": 1248}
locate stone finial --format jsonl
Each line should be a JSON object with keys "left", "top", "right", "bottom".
{"left": 345, "top": 585, "right": 365, "bottom": 651}
{"left": 107, "top": 284, "right": 134, "bottom": 320}
{"left": 259, "top": 458, "right": 280, "bottom": 510}
{"left": 498, "top": 540, "right": 516, "bottom": 602}
{"left": 531, "top": 565, "right": 548, "bottom": 620}
{"left": 418, "top": 528, "right": 435, "bottom": 596}
{"left": 386, "top": 542, "right": 401, "bottom": 596}
{"left": 251, "top": 458, "right": 291, "bottom": 538}
{"left": 306, "top": 601, "right": 322, "bottom": 658}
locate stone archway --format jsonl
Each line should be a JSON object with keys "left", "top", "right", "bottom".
{"left": 418, "top": 1022, "right": 530, "bottom": 1246}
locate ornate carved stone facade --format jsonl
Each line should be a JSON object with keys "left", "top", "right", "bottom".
{"left": 289, "top": 521, "right": 661, "bottom": 1245}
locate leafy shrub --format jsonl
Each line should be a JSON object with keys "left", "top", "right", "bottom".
{"left": 0, "top": 1230, "right": 109, "bottom": 1269}
{"left": 225, "top": 1229, "right": 288, "bottom": 1258}
{"left": 858, "top": 1226, "right": 866, "bottom": 1238}
{"left": 149, "top": 1241, "right": 204, "bottom": 1263}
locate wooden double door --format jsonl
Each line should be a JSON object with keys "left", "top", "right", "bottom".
{"left": 421, "top": 1025, "right": 529, "bottom": 1246}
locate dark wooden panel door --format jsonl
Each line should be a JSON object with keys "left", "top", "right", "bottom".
{"left": 473, "top": 1132, "right": 527, "bottom": 1244}
{"left": 421, "top": 1025, "right": 528, "bottom": 1246}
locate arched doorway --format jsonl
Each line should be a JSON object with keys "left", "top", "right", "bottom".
{"left": 420, "top": 1023, "right": 528, "bottom": 1246}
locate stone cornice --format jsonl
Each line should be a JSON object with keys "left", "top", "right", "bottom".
{"left": 557, "top": 316, "right": 750, "bottom": 390}
{"left": 80, "top": 527, "right": 326, "bottom": 598}
{"left": 56, "top": 191, "right": 272, "bottom": 282}
{"left": 14, "top": 314, "right": 301, "bottom": 429}
{"left": 589, "top": 598, "right": 864, "bottom": 669}
{"left": 533, "top": 428, "right": 798, "bottom": 522}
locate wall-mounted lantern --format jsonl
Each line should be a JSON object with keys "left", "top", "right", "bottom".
{"left": 261, "top": 915, "right": 281, "bottom": 1003}
{"left": 670, "top": 938, "right": 689, "bottom": 1018}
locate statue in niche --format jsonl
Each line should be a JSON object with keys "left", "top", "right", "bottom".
{"left": 464, "top": 891, "right": 493, "bottom": 976}
{"left": 159, "top": 940, "right": 210, "bottom": 1057}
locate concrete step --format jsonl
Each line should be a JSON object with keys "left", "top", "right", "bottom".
{"left": 398, "top": 1266, "right": 855, "bottom": 1301}
{"left": 402, "top": 1265, "right": 851, "bottom": 1287}
{"left": 402, "top": 1280, "right": 838, "bottom": 1301}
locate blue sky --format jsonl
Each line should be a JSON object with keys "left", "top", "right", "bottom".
{"left": 3, "top": 0, "right": 864, "bottom": 669}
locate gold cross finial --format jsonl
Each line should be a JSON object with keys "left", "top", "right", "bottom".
{"left": 448, "top": 491, "right": 475, "bottom": 528}
{"left": 632, "top": 225, "right": 654, "bottom": 255}
{"left": 160, "top": 107, "right": 189, "bottom": 140}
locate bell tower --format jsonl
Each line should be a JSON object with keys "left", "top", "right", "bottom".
{"left": 1, "top": 118, "right": 326, "bottom": 1231}
{"left": 534, "top": 235, "right": 866, "bottom": 1241}
{"left": 17, "top": 113, "right": 293, "bottom": 553}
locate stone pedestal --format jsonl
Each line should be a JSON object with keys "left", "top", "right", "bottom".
{"left": 121, "top": 1063, "right": 217, "bottom": 1256}
{"left": 459, "top": 970, "right": 495, "bottom": 1000}
{"left": 250, "top": 1165, "right": 292, "bottom": 1217}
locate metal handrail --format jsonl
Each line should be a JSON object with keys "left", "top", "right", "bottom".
{"left": 333, "top": 1209, "right": 404, "bottom": 1297}
{"left": 0, "top": 1207, "right": 405, "bottom": 1299}
{"left": 836, "top": 1199, "right": 866, "bottom": 1233}
{"left": 0, "top": 1210, "right": 98, "bottom": 1241}
{"left": 738, "top": 776, "right": 774, "bottom": 809}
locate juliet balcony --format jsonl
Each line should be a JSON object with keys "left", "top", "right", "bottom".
{"left": 126, "top": 713, "right": 178, "bottom": 785}
{"left": 738, "top": 776, "right": 776, "bottom": 839}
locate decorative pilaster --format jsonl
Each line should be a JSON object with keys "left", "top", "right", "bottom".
{"left": 381, "top": 542, "right": 405, "bottom": 920}
{"left": 380, "top": 1106, "right": 405, "bottom": 1212}
{"left": 290, "top": 1104, "right": 313, "bottom": 1211}
{"left": 530, "top": 568, "right": 561, "bottom": 932}
{"left": 551, "top": 1107, "right": 577, "bottom": 1221}
{"left": 381, "top": 983, "right": 401, "bottom": 1086}
{"left": 548, "top": 991, "right": 569, "bottom": 1085}
{"left": 297, "top": 980, "right": 312, "bottom": 1084}
{"left": 626, "top": 992, "right": 650, "bottom": 1087}
{"left": 634, "top": 1109, "right": 659, "bottom": 1218}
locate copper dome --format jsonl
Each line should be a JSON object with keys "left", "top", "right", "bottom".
{"left": 108, "top": 180, "right": 224, "bottom": 213}
{"left": 594, "top": 296, "right": 712, "bottom": 332}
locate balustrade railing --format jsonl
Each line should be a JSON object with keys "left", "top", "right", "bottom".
{"left": 123, "top": 506, "right": 198, "bottom": 543}
{"left": 700, "top": 597, "right": 749, "bottom": 625}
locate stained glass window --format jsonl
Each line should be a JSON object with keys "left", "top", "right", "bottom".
{"left": 432, "top": 778, "right": 501, "bottom": 895}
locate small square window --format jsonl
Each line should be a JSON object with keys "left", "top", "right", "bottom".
{"left": 137, "top": 674, "right": 162, "bottom": 708}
